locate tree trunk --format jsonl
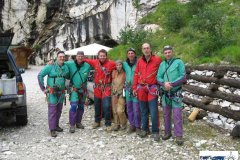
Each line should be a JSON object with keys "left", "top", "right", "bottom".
{"left": 186, "top": 65, "right": 240, "bottom": 74}
{"left": 183, "top": 85, "right": 240, "bottom": 103}
{"left": 187, "top": 74, "right": 240, "bottom": 89}
{"left": 183, "top": 97, "right": 240, "bottom": 121}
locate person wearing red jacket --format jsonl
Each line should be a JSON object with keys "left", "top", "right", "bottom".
{"left": 84, "top": 49, "right": 116, "bottom": 132}
{"left": 133, "top": 43, "right": 162, "bottom": 141}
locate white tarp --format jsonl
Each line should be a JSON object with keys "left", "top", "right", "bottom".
{"left": 65, "top": 43, "right": 112, "bottom": 56}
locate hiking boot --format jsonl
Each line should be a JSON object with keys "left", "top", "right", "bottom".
{"left": 50, "top": 130, "right": 57, "bottom": 137}
{"left": 55, "top": 126, "right": 63, "bottom": 132}
{"left": 111, "top": 125, "right": 120, "bottom": 131}
{"left": 105, "top": 126, "right": 112, "bottom": 133}
{"left": 152, "top": 133, "right": 160, "bottom": 141}
{"left": 120, "top": 124, "right": 127, "bottom": 130}
{"left": 139, "top": 130, "right": 149, "bottom": 138}
{"left": 136, "top": 128, "right": 141, "bottom": 135}
{"left": 92, "top": 122, "right": 100, "bottom": 129}
{"left": 176, "top": 136, "right": 184, "bottom": 146}
{"left": 69, "top": 126, "right": 75, "bottom": 133}
{"left": 127, "top": 126, "right": 136, "bottom": 134}
{"left": 162, "top": 133, "right": 172, "bottom": 140}
{"left": 76, "top": 123, "right": 84, "bottom": 129}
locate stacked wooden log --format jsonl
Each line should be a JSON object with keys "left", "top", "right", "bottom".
{"left": 183, "top": 65, "right": 240, "bottom": 131}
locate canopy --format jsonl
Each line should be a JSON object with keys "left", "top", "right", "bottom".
{"left": 65, "top": 43, "right": 112, "bottom": 56}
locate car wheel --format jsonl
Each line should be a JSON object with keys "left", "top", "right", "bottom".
{"left": 16, "top": 114, "right": 28, "bottom": 126}
{"left": 15, "top": 106, "right": 28, "bottom": 126}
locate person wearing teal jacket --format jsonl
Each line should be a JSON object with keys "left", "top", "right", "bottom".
{"left": 38, "top": 51, "right": 69, "bottom": 137}
{"left": 66, "top": 51, "right": 91, "bottom": 133}
{"left": 157, "top": 45, "right": 186, "bottom": 145}
{"left": 122, "top": 48, "right": 141, "bottom": 134}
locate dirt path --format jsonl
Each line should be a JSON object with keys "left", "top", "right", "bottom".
{"left": 0, "top": 66, "right": 239, "bottom": 160}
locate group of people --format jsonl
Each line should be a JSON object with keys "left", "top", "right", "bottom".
{"left": 37, "top": 42, "right": 186, "bottom": 146}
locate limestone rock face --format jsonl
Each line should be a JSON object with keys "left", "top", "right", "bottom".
{"left": 0, "top": 0, "right": 161, "bottom": 53}
{"left": 0, "top": 0, "right": 29, "bottom": 44}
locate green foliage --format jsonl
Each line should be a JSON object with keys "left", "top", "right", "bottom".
{"left": 224, "top": 17, "right": 240, "bottom": 44}
{"left": 132, "top": 0, "right": 141, "bottom": 10}
{"left": 191, "top": 6, "right": 225, "bottom": 54}
{"left": 164, "top": 5, "right": 187, "bottom": 32}
{"left": 114, "top": 0, "right": 240, "bottom": 65}
{"left": 180, "top": 27, "right": 198, "bottom": 42}
{"left": 187, "top": 0, "right": 216, "bottom": 15}
{"left": 197, "top": 56, "right": 221, "bottom": 65}
{"left": 139, "top": 0, "right": 177, "bottom": 25}
{"left": 108, "top": 45, "right": 129, "bottom": 60}
{"left": 118, "top": 27, "right": 149, "bottom": 54}
{"left": 191, "top": 5, "right": 224, "bottom": 35}
{"left": 219, "top": 45, "right": 240, "bottom": 64}
{"left": 190, "top": 4, "right": 240, "bottom": 57}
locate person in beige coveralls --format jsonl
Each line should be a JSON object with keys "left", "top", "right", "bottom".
{"left": 111, "top": 60, "right": 127, "bottom": 131}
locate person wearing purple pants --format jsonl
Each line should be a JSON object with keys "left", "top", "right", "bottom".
{"left": 122, "top": 48, "right": 141, "bottom": 134}
{"left": 157, "top": 45, "right": 186, "bottom": 145}
{"left": 65, "top": 51, "right": 91, "bottom": 133}
{"left": 38, "top": 51, "right": 69, "bottom": 137}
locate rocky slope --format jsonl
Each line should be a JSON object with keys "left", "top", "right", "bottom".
{"left": 0, "top": 0, "right": 160, "bottom": 53}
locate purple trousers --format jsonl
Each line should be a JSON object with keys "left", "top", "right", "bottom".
{"left": 69, "top": 102, "right": 84, "bottom": 126}
{"left": 163, "top": 106, "right": 183, "bottom": 137}
{"left": 48, "top": 103, "right": 63, "bottom": 131}
{"left": 126, "top": 101, "right": 141, "bottom": 129}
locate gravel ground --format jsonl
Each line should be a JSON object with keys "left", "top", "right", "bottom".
{"left": 0, "top": 66, "right": 239, "bottom": 160}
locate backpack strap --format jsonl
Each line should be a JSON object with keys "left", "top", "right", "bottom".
{"left": 163, "top": 58, "right": 179, "bottom": 81}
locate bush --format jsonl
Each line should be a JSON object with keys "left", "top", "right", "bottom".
{"left": 187, "top": 0, "right": 216, "bottom": 15}
{"left": 180, "top": 27, "right": 198, "bottom": 42}
{"left": 108, "top": 45, "right": 129, "bottom": 60}
{"left": 164, "top": 5, "right": 186, "bottom": 32}
{"left": 117, "top": 27, "right": 149, "bottom": 54}
{"left": 190, "top": 5, "right": 227, "bottom": 55}
{"left": 223, "top": 17, "right": 240, "bottom": 45}
{"left": 219, "top": 45, "right": 240, "bottom": 64}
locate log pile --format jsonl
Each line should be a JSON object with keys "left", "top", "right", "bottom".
{"left": 183, "top": 65, "right": 240, "bottom": 131}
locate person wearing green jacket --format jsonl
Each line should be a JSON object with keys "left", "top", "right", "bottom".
{"left": 38, "top": 51, "right": 69, "bottom": 137}
{"left": 66, "top": 51, "right": 91, "bottom": 133}
{"left": 157, "top": 45, "right": 186, "bottom": 145}
{"left": 122, "top": 48, "right": 141, "bottom": 134}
